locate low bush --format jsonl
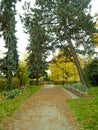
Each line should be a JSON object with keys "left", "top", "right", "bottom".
{"left": 72, "top": 82, "right": 82, "bottom": 89}
{"left": 1, "top": 89, "right": 22, "bottom": 99}
{"left": 0, "top": 78, "right": 7, "bottom": 92}
{"left": 84, "top": 58, "right": 98, "bottom": 86}
{"left": 0, "top": 78, "right": 20, "bottom": 92}
{"left": 29, "top": 79, "right": 38, "bottom": 85}
{"left": 54, "top": 80, "right": 74, "bottom": 85}
{"left": 12, "top": 77, "right": 20, "bottom": 89}
{"left": 17, "top": 65, "right": 29, "bottom": 87}
{"left": 63, "top": 81, "right": 82, "bottom": 89}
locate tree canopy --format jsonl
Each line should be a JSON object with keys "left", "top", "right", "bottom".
{"left": 21, "top": 0, "right": 97, "bottom": 88}
{"left": 21, "top": 3, "right": 51, "bottom": 84}
{"left": 49, "top": 49, "right": 79, "bottom": 82}
{"left": 0, "top": 0, "right": 21, "bottom": 90}
{"left": 0, "top": 0, "right": 97, "bottom": 88}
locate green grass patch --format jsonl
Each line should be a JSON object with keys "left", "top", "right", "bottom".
{"left": 87, "top": 87, "right": 98, "bottom": 97}
{"left": 67, "top": 86, "right": 98, "bottom": 130}
{"left": 57, "top": 84, "right": 63, "bottom": 88}
{"left": 0, "top": 86, "right": 41, "bottom": 122}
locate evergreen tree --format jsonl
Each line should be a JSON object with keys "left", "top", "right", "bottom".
{"left": 21, "top": 4, "right": 50, "bottom": 85}
{"left": 35, "top": 0, "right": 96, "bottom": 89}
{"left": 0, "top": 0, "right": 21, "bottom": 90}
{"left": 84, "top": 58, "right": 98, "bottom": 86}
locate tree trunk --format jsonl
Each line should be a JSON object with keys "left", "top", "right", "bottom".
{"left": 68, "top": 39, "right": 88, "bottom": 89}
{"left": 7, "top": 37, "right": 13, "bottom": 90}
{"left": 7, "top": 69, "right": 12, "bottom": 90}
{"left": 36, "top": 72, "right": 39, "bottom": 85}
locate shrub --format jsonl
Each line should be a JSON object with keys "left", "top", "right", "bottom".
{"left": 17, "top": 65, "right": 29, "bottom": 87}
{"left": 1, "top": 89, "right": 22, "bottom": 99}
{"left": 0, "top": 78, "right": 7, "bottom": 92}
{"left": 12, "top": 77, "right": 20, "bottom": 89}
{"left": 72, "top": 82, "right": 82, "bottom": 89}
{"left": 29, "top": 79, "right": 37, "bottom": 85}
{"left": 84, "top": 58, "right": 98, "bottom": 86}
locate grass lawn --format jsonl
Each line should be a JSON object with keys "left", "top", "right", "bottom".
{"left": 0, "top": 86, "right": 41, "bottom": 123}
{"left": 67, "top": 87, "right": 98, "bottom": 130}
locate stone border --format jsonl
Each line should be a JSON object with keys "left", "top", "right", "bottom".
{"left": 65, "top": 88, "right": 89, "bottom": 98}
{"left": 62, "top": 88, "right": 79, "bottom": 99}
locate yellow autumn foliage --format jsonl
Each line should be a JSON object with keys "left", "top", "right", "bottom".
{"left": 93, "top": 19, "right": 98, "bottom": 47}
{"left": 49, "top": 49, "right": 80, "bottom": 82}
{"left": 93, "top": 33, "right": 98, "bottom": 47}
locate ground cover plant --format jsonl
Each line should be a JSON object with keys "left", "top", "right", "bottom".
{"left": 67, "top": 87, "right": 98, "bottom": 130}
{"left": 0, "top": 86, "right": 41, "bottom": 123}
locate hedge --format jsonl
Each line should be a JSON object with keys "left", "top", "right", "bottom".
{"left": 0, "top": 78, "right": 20, "bottom": 92}
{"left": 0, "top": 78, "right": 7, "bottom": 92}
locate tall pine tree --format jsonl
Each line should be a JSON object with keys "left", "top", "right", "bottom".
{"left": 35, "top": 0, "right": 96, "bottom": 89}
{"left": 0, "top": 0, "right": 21, "bottom": 90}
{"left": 21, "top": 4, "right": 50, "bottom": 85}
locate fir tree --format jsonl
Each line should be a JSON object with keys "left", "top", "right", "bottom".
{"left": 21, "top": 4, "right": 50, "bottom": 85}
{"left": 35, "top": 0, "right": 96, "bottom": 89}
{"left": 0, "top": 0, "right": 21, "bottom": 90}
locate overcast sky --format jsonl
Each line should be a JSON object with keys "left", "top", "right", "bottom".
{"left": 0, "top": 0, "right": 98, "bottom": 59}
{"left": 16, "top": 0, "right": 35, "bottom": 59}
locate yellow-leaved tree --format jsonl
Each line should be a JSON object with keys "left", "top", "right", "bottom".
{"left": 49, "top": 49, "right": 80, "bottom": 82}
{"left": 17, "top": 52, "right": 29, "bottom": 87}
{"left": 93, "top": 17, "right": 98, "bottom": 47}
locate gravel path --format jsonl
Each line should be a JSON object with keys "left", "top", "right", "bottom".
{"left": 2, "top": 85, "right": 80, "bottom": 130}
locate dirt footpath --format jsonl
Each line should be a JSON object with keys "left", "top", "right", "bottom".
{"left": 2, "top": 85, "right": 80, "bottom": 130}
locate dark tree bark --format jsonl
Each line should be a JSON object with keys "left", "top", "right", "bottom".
{"left": 68, "top": 39, "right": 88, "bottom": 89}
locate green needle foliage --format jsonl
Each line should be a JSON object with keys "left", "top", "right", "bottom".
{"left": 35, "top": 0, "right": 97, "bottom": 89}
{"left": 21, "top": 3, "right": 51, "bottom": 85}
{"left": 84, "top": 58, "right": 98, "bottom": 86}
{"left": 0, "top": 0, "right": 21, "bottom": 90}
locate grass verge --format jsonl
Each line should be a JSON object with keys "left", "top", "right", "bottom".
{"left": 67, "top": 87, "right": 98, "bottom": 130}
{"left": 0, "top": 86, "right": 41, "bottom": 123}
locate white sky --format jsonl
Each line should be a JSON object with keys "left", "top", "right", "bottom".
{"left": 0, "top": 0, "right": 98, "bottom": 59}
{"left": 16, "top": 0, "right": 35, "bottom": 59}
